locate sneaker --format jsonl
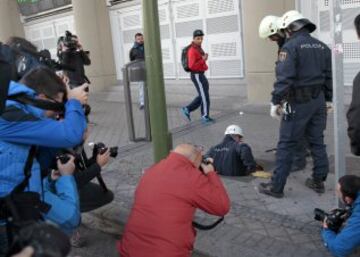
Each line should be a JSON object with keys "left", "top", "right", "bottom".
{"left": 181, "top": 107, "right": 191, "bottom": 121}
{"left": 70, "top": 230, "right": 85, "bottom": 248}
{"left": 201, "top": 116, "right": 215, "bottom": 124}
{"left": 305, "top": 177, "right": 325, "bottom": 193}
{"left": 258, "top": 182, "right": 284, "bottom": 198}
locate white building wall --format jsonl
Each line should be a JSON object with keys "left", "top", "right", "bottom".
{"left": 23, "top": 13, "right": 75, "bottom": 59}
{"left": 299, "top": 0, "right": 360, "bottom": 87}
{"left": 109, "top": 0, "right": 245, "bottom": 80}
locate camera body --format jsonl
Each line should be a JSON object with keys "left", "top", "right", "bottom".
{"left": 314, "top": 207, "right": 351, "bottom": 232}
{"left": 63, "top": 31, "right": 78, "bottom": 51}
{"left": 92, "top": 142, "right": 118, "bottom": 158}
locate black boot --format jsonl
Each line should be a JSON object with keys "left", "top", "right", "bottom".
{"left": 258, "top": 182, "right": 284, "bottom": 198}
{"left": 305, "top": 177, "right": 325, "bottom": 193}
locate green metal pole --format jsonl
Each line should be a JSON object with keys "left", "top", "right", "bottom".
{"left": 142, "top": 0, "right": 172, "bottom": 162}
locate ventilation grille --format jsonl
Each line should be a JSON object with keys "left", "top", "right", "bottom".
{"left": 123, "top": 14, "right": 141, "bottom": 28}
{"left": 42, "top": 27, "right": 53, "bottom": 37}
{"left": 206, "top": 15, "right": 239, "bottom": 34}
{"left": 211, "top": 42, "right": 237, "bottom": 57}
{"left": 160, "top": 25, "right": 170, "bottom": 39}
{"left": 31, "top": 29, "right": 41, "bottom": 40}
{"left": 176, "top": 3, "right": 200, "bottom": 19}
{"left": 163, "top": 63, "right": 175, "bottom": 77}
{"left": 342, "top": 8, "right": 360, "bottom": 30}
{"left": 159, "top": 9, "right": 167, "bottom": 23}
{"left": 209, "top": 60, "right": 242, "bottom": 77}
{"left": 162, "top": 48, "right": 171, "bottom": 60}
{"left": 320, "top": 11, "right": 330, "bottom": 31}
{"left": 344, "top": 42, "right": 360, "bottom": 59}
{"left": 56, "top": 24, "right": 69, "bottom": 35}
{"left": 123, "top": 29, "right": 143, "bottom": 44}
{"left": 344, "top": 63, "right": 360, "bottom": 85}
{"left": 175, "top": 20, "right": 203, "bottom": 38}
{"left": 208, "top": 0, "right": 235, "bottom": 14}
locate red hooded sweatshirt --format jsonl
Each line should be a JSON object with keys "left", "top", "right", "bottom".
{"left": 188, "top": 42, "right": 208, "bottom": 72}
{"left": 117, "top": 152, "right": 230, "bottom": 257}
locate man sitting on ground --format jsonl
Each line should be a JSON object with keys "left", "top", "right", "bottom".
{"left": 118, "top": 143, "right": 230, "bottom": 257}
{"left": 206, "top": 125, "right": 257, "bottom": 176}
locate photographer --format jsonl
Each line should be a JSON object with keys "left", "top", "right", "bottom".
{"left": 205, "top": 125, "right": 257, "bottom": 176}
{"left": 321, "top": 175, "right": 360, "bottom": 257}
{"left": 57, "top": 31, "right": 91, "bottom": 88}
{"left": 0, "top": 67, "right": 88, "bottom": 254}
{"left": 118, "top": 143, "right": 230, "bottom": 257}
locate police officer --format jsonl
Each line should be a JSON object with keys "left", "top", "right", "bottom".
{"left": 258, "top": 10, "right": 332, "bottom": 198}
{"left": 206, "top": 125, "right": 256, "bottom": 176}
{"left": 259, "top": 15, "right": 308, "bottom": 172}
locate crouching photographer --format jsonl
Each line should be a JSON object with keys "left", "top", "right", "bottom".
{"left": 44, "top": 139, "right": 117, "bottom": 247}
{"left": 317, "top": 175, "right": 360, "bottom": 257}
{"left": 0, "top": 66, "right": 88, "bottom": 256}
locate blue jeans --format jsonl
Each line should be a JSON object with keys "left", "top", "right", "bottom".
{"left": 271, "top": 92, "right": 329, "bottom": 192}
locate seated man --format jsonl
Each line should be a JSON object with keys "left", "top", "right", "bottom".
{"left": 206, "top": 125, "right": 256, "bottom": 176}
{"left": 321, "top": 175, "right": 360, "bottom": 257}
{"left": 118, "top": 144, "right": 230, "bottom": 257}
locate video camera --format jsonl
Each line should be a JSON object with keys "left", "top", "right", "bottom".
{"left": 314, "top": 206, "right": 352, "bottom": 232}
{"left": 7, "top": 222, "right": 70, "bottom": 257}
{"left": 63, "top": 31, "right": 78, "bottom": 51}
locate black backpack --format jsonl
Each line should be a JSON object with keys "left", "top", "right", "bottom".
{"left": 0, "top": 42, "right": 17, "bottom": 114}
{"left": 181, "top": 44, "right": 191, "bottom": 72}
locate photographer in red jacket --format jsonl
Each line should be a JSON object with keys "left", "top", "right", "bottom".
{"left": 181, "top": 30, "right": 214, "bottom": 124}
{"left": 118, "top": 144, "right": 230, "bottom": 257}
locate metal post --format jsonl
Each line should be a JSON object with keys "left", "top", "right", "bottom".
{"left": 329, "top": 0, "right": 346, "bottom": 206}
{"left": 122, "top": 66, "right": 136, "bottom": 141}
{"left": 142, "top": 0, "right": 172, "bottom": 162}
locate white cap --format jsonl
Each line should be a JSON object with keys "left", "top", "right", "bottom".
{"left": 224, "top": 125, "right": 243, "bottom": 136}
{"left": 258, "top": 15, "right": 281, "bottom": 39}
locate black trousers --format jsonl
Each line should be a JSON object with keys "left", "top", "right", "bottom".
{"left": 186, "top": 72, "right": 210, "bottom": 117}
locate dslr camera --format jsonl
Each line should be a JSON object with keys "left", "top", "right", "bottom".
{"left": 92, "top": 142, "right": 118, "bottom": 158}
{"left": 63, "top": 31, "right": 78, "bottom": 51}
{"left": 314, "top": 206, "right": 352, "bottom": 232}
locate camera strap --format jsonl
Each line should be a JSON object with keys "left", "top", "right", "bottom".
{"left": 12, "top": 146, "right": 37, "bottom": 194}
{"left": 192, "top": 216, "right": 224, "bottom": 230}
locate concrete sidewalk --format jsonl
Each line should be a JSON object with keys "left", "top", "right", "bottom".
{"left": 71, "top": 86, "right": 360, "bottom": 257}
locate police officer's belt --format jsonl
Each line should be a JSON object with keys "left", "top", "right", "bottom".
{"left": 289, "top": 85, "right": 322, "bottom": 103}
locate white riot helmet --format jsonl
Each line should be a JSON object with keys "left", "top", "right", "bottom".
{"left": 224, "top": 125, "right": 243, "bottom": 137}
{"left": 258, "top": 15, "right": 281, "bottom": 39}
{"left": 279, "top": 10, "right": 316, "bottom": 33}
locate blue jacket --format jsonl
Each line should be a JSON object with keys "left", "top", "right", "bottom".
{"left": 322, "top": 192, "right": 360, "bottom": 257}
{"left": 0, "top": 81, "right": 87, "bottom": 233}
{"left": 271, "top": 29, "right": 332, "bottom": 105}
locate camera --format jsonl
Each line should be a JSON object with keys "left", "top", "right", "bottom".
{"left": 7, "top": 222, "right": 70, "bottom": 257}
{"left": 92, "top": 142, "right": 118, "bottom": 158}
{"left": 63, "top": 31, "right": 78, "bottom": 51}
{"left": 314, "top": 207, "right": 351, "bottom": 232}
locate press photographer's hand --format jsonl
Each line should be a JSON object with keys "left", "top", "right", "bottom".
{"left": 200, "top": 161, "right": 215, "bottom": 175}
{"left": 57, "top": 155, "right": 75, "bottom": 176}
{"left": 322, "top": 217, "right": 329, "bottom": 229}
{"left": 96, "top": 148, "right": 110, "bottom": 168}
{"left": 67, "top": 84, "right": 89, "bottom": 104}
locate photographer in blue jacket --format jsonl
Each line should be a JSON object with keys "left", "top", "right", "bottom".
{"left": 321, "top": 175, "right": 360, "bottom": 257}
{"left": 0, "top": 67, "right": 88, "bottom": 254}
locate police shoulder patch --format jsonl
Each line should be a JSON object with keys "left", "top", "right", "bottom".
{"left": 278, "top": 51, "right": 287, "bottom": 62}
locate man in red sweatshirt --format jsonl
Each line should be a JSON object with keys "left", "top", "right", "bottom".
{"left": 117, "top": 144, "right": 230, "bottom": 257}
{"left": 181, "top": 30, "right": 214, "bottom": 124}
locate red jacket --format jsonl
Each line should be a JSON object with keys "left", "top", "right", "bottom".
{"left": 188, "top": 42, "right": 208, "bottom": 72}
{"left": 117, "top": 152, "right": 230, "bottom": 257}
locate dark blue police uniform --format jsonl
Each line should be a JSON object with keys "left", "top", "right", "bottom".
{"left": 270, "top": 29, "right": 332, "bottom": 193}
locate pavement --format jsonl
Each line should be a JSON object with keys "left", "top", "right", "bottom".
{"left": 70, "top": 85, "right": 360, "bottom": 257}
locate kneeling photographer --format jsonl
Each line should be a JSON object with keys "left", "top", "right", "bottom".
{"left": 317, "top": 175, "right": 360, "bottom": 257}
{"left": 44, "top": 135, "right": 117, "bottom": 247}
